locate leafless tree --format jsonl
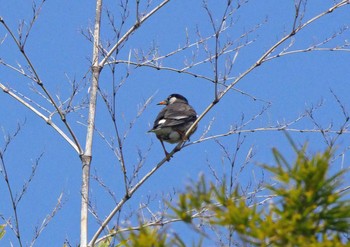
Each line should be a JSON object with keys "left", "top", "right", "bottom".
{"left": 1, "top": 0, "right": 350, "bottom": 246}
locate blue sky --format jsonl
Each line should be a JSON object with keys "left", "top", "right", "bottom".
{"left": 1, "top": 0, "right": 350, "bottom": 246}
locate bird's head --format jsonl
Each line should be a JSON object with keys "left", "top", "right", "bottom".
{"left": 157, "top": 93, "right": 189, "bottom": 105}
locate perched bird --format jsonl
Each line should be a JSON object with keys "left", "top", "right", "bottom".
{"left": 148, "top": 94, "right": 197, "bottom": 158}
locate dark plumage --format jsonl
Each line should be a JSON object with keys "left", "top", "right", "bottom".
{"left": 148, "top": 94, "right": 197, "bottom": 158}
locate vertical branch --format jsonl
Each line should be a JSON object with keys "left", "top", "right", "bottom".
{"left": 0, "top": 151, "right": 23, "bottom": 247}
{"left": 0, "top": 124, "right": 23, "bottom": 247}
{"left": 204, "top": 0, "right": 232, "bottom": 102}
{"left": 80, "top": 0, "right": 103, "bottom": 247}
{"left": 213, "top": 25, "right": 219, "bottom": 102}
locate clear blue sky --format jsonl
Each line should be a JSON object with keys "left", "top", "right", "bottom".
{"left": 1, "top": 1, "right": 350, "bottom": 246}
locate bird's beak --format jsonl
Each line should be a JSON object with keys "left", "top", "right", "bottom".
{"left": 157, "top": 100, "right": 167, "bottom": 105}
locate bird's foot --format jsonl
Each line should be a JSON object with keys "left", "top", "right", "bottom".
{"left": 164, "top": 152, "right": 173, "bottom": 162}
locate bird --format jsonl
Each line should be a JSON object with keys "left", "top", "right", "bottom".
{"left": 148, "top": 93, "right": 197, "bottom": 159}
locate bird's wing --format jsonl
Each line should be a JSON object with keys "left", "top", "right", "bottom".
{"left": 161, "top": 103, "right": 197, "bottom": 127}
{"left": 150, "top": 107, "right": 168, "bottom": 130}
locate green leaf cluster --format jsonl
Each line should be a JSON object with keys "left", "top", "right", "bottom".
{"left": 116, "top": 225, "right": 187, "bottom": 247}
{"left": 170, "top": 144, "right": 350, "bottom": 246}
{"left": 113, "top": 142, "right": 350, "bottom": 246}
{"left": 0, "top": 224, "right": 5, "bottom": 239}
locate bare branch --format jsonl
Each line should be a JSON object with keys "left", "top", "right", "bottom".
{"left": 16, "top": 153, "right": 44, "bottom": 206}
{"left": 0, "top": 83, "right": 81, "bottom": 153}
{"left": 99, "top": 0, "right": 171, "bottom": 67}
{"left": 0, "top": 123, "right": 26, "bottom": 247}
{"left": 175, "top": 0, "right": 350, "bottom": 153}
{"left": 30, "top": 193, "right": 64, "bottom": 247}
{"left": 0, "top": 16, "right": 83, "bottom": 155}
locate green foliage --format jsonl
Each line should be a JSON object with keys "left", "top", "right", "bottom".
{"left": 0, "top": 224, "right": 4, "bottom": 239}
{"left": 170, "top": 144, "right": 350, "bottom": 246}
{"left": 116, "top": 225, "right": 186, "bottom": 247}
{"left": 114, "top": 143, "right": 350, "bottom": 246}
{"left": 96, "top": 234, "right": 114, "bottom": 247}
{"left": 260, "top": 146, "right": 350, "bottom": 246}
